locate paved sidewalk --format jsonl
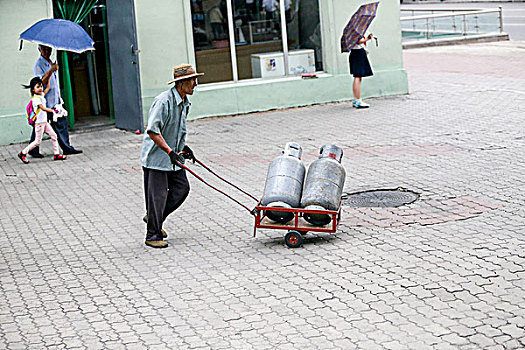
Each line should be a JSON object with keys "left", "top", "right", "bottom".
{"left": 1, "top": 41, "right": 524, "bottom": 349}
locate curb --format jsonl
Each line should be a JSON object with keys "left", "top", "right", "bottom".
{"left": 403, "top": 33, "right": 509, "bottom": 49}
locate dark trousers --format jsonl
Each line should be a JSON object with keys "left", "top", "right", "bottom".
{"left": 28, "top": 112, "right": 75, "bottom": 155}
{"left": 211, "top": 23, "right": 224, "bottom": 40}
{"left": 143, "top": 167, "right": 190, "bottom": 241}
{"left": 246, "top": 2, "right": 256, "bottom": 21}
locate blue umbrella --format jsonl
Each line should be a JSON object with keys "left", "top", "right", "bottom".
{"left": 19, "top": 19, "right": 94, "bottom": 53}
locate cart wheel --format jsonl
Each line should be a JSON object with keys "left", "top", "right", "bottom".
{"left": 285, "top": 230, "right": 303, "bottom": 248}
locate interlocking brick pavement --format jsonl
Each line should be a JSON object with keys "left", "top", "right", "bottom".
{"left": 0, "top": 40, "right": 524, "bottom": 349}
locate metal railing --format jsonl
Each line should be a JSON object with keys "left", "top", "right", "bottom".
{"left": 400, "top": 7, "right": 503, "bottom": 42}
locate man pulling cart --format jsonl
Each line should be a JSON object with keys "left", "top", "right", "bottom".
{"left": 140, "top": 64, "right": 203, "bottom": 249}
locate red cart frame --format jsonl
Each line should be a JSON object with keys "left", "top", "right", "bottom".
{"left": 176, "top": 156, "right": 343, "bottom": 248}
{"left": 253, "top": 202, "right": 342, "bottom": 248}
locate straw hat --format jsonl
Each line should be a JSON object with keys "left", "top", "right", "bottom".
{"left": 167, "top": 64, "right": 204, "bottom": 84}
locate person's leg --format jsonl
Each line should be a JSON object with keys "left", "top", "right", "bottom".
{"left": 212, "top": 23, "right": 221, "bottom": 40}
{"left": 44, "top": 122, "right": 60, "bottom": 155}
{"left": 22, "top": 122, "right": 45, "bottom": 154}
{"left": 353, "top": 77, "right": 362, "bottom": 100}
{"left": 163, "top": 169, "right": 190, "bottom": 220}
{"left": 266, "top": 11, "right": 274, "bottom": 30}
{"left": 354, "top": 76, "right": 369, "bottom": 108}
{"left": 27, "top": 125, "right": 42, "bottom": 157}
{"left": 144, "top": 168, "right": 169, "bottom": 242}
{"left": 144, "top": 167, "right": 150, "bottom": 216}
{"left": 247, "top": 3, "right": 255, "bottom": 20}
{"left": 142, "top": 169, "right": 169, "bottom": 238}
{"left": 51, "top": 115, "right": 75, "bottom": 153}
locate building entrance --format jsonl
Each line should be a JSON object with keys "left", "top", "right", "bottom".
{"left": 54, "top": 1, "right": 113, "bottom": 129}
{"left": 71, "top": 3, "right": 113, "bottom": 129}
{"left": 55, "top": 0, "right": 143, "bottom": 132}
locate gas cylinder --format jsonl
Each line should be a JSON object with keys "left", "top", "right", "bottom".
{"left": 301, "top": 145, "right": 346, "bottom": 226}
{"left": 261, "top": 142, "right": 306, "bottom": 223}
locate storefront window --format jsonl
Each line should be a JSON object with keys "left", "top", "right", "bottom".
{"left": 191, "top": 0, "right": 323, "bottom": 84}
{"left": 287, "top": 0, "right": 323, "bottom": 71}
{"left": 192, "top": 0, "right": 233, "bottom": 84}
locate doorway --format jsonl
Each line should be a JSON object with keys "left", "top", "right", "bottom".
{"left": 54, "top": 0, "right": 143, "bottom": 132}
{"left": 56, "top": 1, "right": 113, "bottom": 129}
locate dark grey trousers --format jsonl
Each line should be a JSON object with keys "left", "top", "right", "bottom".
{"left": 143, "top": 167, "right": 190, "bottom": 241}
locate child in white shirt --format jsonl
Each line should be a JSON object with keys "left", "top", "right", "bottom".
{"left": 18, "top": 77, "right": 67, "bottom": 164}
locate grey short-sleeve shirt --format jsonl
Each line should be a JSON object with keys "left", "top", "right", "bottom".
{"left": 140, "top": 87, "right": 190, "bottom": 171}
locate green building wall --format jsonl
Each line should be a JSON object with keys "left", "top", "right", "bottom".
{"left": 0, "top": 0, "right": 52, "bottom": 145}
{"left": 135, "top": 0, "right": 407, "bottom": 123}
{"left": 1, "top": 0, "right": 407, "bottom": 146}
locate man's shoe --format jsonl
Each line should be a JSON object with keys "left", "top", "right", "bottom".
{"left": 63, "top": 149, "right": 83, "bottom": 155}
{"left": 18, "top": 152, "right": 30, "bottom": 164}
{"left": 352, "top": 99, "right": 357, "bottom": 108}
{"left": 29, "top": 152, "right": 44, "bottom": 158}
{"left": 53, "top": 154, "right": 68, "bottom": 161}
{"left": 143, "top": 214, "right": 167, "bottom": 238}
{"left": 145, "top": 240, "right": 168, "bottom": 248}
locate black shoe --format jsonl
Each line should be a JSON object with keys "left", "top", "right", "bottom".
{"left": 63, "top": 149, "right": 83, "bottom": 155}
{"left": 143, "top": 214, "right": 167, "bottom": 238}
{"left": 29, "top": 152, "right": 44, "bottom": 158}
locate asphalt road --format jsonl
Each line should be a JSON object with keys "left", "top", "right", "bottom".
{"left": 401, "top": 2, "right": 525, "bottom": 40}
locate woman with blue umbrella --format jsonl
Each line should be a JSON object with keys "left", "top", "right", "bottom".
{"left": 29, "top": 44, "right": 83, "bottom": 156}
{"left": 19, "top": 19, "right": 93, "bottom": 157}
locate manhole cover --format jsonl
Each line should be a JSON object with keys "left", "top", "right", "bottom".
{"left": 343, "top": 188, "right": 419, "bottom": 208}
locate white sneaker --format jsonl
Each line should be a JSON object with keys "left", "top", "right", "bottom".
{"left": 355, "top": 99, "right": 370, "bottom": 108}
{"left": 352, "top": 99, "right": 357, "bottom": 107}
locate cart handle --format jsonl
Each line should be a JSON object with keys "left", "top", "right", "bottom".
{"left": 193, "top": 157, "right": 259, "bottom": 202}
{"left": 174, "top": 156, "right": 256, "bottom": 215}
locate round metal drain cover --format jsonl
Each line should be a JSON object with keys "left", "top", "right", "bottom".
{"left": 343, "top": 188, "right": 419, "bottom": 208}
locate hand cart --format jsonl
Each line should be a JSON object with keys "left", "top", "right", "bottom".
{"left": 253, "top": 204, "right": 342, "bottom": 248}
{"left": 175, "top": 155, "right": 342, "bottom": 248}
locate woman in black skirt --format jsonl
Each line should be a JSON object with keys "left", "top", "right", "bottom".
{"left": 349, "top": 33, "right": 374, "bottom": 108}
